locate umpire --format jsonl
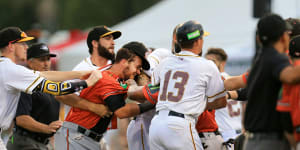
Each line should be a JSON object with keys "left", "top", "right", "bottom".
{"left": 7, "top": 43, "right": 60, "bottom": 150}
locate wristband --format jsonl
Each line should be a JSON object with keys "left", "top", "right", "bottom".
{"left": 226, "top": 91, "right": 232, "bottom": 99}
{"left": 138, "top": 101, "right": 155, "bottom": 114}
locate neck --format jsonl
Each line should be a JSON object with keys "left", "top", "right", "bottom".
{"left": 109, "top": 63, "right": 123, "bottom": 78}
{"left": 90, "top": 54, "right": 109, "bottom": 67}
{"left": 272, "top": 42, "right": 285, "bottom": 54}
{"left": 182, "top": 48, "right": 201, "bottom": 55}
{"left": 1, "top": 51, "right": 16, "bottom": 63}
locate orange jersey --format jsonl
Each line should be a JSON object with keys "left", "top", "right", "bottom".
{"left": 196, "top": 110, "right": 218, "bottom": 133}
{"left": 65, "top": 70, "right": 128, "bottom": 129}
{"left": 276, "top": 60, "right": 300, "bottom": 141}
{"left": 142, "top": 84, "right": 159, "bottom": 104}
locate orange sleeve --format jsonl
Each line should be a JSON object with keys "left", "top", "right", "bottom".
{"left": 242, "top": 71, "right": 249, "bottom": 84}
{"left": 276, "top": 85, "right": 292, "bottom": 112}
{"left": 142, "top": 84, "right": 159, "bottom": 105}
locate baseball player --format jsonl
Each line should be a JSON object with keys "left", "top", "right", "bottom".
{"left": 55, "top": 26, "right": 121, "bottom": 149}
{"left": 0, "top": 27, "right": 102, "bottom": 149}
{"left": 149, "top": 20, "right": 226, "bottom": 150}
{"left": 126, "top": 48, "right": 172, "bottom": 150}
{"left": 54, "top": 42, "right": 154, "bottom": 150}
{"left": 205, "top": 48, "right": 243, "bottom": 149}
{"left": 276, "top": 35, "right": 300, "bottom": 150}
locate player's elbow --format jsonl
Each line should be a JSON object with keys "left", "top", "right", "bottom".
{"left": 114, "top": 109, "right": 130, "bottom": 119}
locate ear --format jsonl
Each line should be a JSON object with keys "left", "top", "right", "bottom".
{"left": 91, "top": 40, "right": 98, "bottom": 48}
{"left": 7, "top": 43, "right": 15, "bottom": 53}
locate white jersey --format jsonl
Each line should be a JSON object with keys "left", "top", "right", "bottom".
{"left": 215, "top": 72, "right": 242, "bottom": 132}
{"left": 144, "top": 48, "right": 172, "bottom": 76}
{"left": 0, "top": 57, "right": 44, "bottom": 129}
{"left": 152, "top": 51, "right": 225, "bottom": 119}
{"left": 64, "top": 57, "right": 111, "bottom": 118}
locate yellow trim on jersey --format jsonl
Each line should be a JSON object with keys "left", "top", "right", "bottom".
{"left": 25, "top": 76, "right": 41, "bottom": 93}
{"left": 175, "top": 54, "right": 200, "bottom": 57}
{"left": 141, "top": 124, "right": 145, "bottom": 150}
{"left": 189, "top": 123, "right": 197, "bottom": 150}
{"left": 150, "top": 56, "right": 160, "bottom": 64}
{"left": 207, "top": 89, "right": 226, "bottom": 99}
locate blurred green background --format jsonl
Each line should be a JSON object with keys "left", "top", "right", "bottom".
{"left": 0, "top": 0, "right": 161, "bottom": 32}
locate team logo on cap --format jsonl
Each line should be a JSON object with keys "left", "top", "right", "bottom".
{"left": 40, "top": 45, "right": 49, "bottom": 51}
{"left": 187, "top": 30, "right": 201, "bottom": 40}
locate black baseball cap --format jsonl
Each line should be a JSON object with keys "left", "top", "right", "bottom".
{"left": 27, "top": 43, "right": 56, "bottom": 60}
{"left": 0, "top": 27, "right": 35, "bottom": 48}
{"left": 87, "top": 26, "right": 121, "bottom": 49}
{"left": 257, "top": 14, "right": 292, "bottom": 44}
{"left": 286, "top": 18, "right": 300, "bottom": 38}
{"left": 289, "top": 35, "right": 300, "bottom": 58}
{"left": 176, "top": 20, "right": 209, "bottom": 44}
{"left": 122, "top": 41, "right": 150, "bottom": 70}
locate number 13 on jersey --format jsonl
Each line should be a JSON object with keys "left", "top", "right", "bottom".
{"left": 159, "top": 70, "right": 189, "bottom": 102}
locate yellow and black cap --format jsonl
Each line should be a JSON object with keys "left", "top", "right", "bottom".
{"left": 87, "top": 26, "right": 121, "bottom": 49}
{"left": 27, "top": 43, "right": 56, "bottom": 60}
{"left": 0, "top": 27, "right": 34, "bottom": 48}
{"left": 176, "top": 20, "right": 209, "bottom": 44}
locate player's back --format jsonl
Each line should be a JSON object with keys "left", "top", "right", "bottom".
{"left": 154, "top": 51, "right": 222, "bottom": 118}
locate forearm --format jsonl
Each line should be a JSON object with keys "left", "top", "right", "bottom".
{"left": 40, "top": 71, "right": 87, "bottom": 82}
{"left": 206, "top": 96, "right": 227, "bottom": 110}
{"left": 115, "top": 103, "right": 140, "bottom": 119}
{"left": 34, "top": 80, "right": 87, "bottom": 96}
{"left": 224, "top": 76, "right": 246, "bottom": 90}
{"left": 127, "top": 85, "right": 146, "bottom": 102}
{"left": 56, "top": 94, "right": 92, "bottom": 111}
{"left": 16, "top": 115, "right": 50, "bottom": 134}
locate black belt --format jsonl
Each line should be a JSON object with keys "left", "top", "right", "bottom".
{"left": 77, "top": 126, "right": 103, "bottom": 142}
{"left": 156, "top": 110, "right": 185, "bottom": 118}
{"left": 16, "top": 130, "right": 49, "bottom": 145}
{"left": 198, "top": 130, "right": 221, "bottom": 138}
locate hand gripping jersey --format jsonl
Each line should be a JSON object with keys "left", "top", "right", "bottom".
{"left": 65, "top": 70, "right": 127, "bottom": 130}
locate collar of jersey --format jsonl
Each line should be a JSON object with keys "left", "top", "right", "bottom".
{"left": 175, "top": 50, "right": 200, "bottom": 57}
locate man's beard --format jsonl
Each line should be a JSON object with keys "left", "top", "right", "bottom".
{"left": 97, "top": 43, "right": 115, "bottom": 61}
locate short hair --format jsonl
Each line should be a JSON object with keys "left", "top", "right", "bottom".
{"left": 286, "top": 18, "right": 300, "bottom": 38}
{"left": 205, "top": 48, "right": 228, "bottom": 62}
{"left": 179, "top": 38, "right": 200, "bottom": 49}
{"left": 115, "top": 48, "right": 138, "bottom": 64}
{"left": 257, "top": 14, "right": 292, "bottom": 46}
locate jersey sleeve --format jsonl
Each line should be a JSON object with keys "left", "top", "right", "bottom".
{"left": 276, "top": 86, "right": 292, "bottom": 112}
{"left": 6, "top": 65, "right": 44, "bottom": 94}
{"left": 242, "top": 71, "right": 249, "bottom": 84}
{"left": 142, "top": 84, "right": 160, "bottom": 104}
{"left": 272, "top": 54, "right": 291, "bottom": 80}
{"left": 206, "top": 64, "right": 226, "bottom": 102}
{"left": 15, "top": 92, "right": 32, "bottom": 117}
{"left": 151, "top": 63, "right": 162, "bottom": 86}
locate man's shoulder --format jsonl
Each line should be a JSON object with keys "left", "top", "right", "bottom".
{"left": 72, "top": 57, "right": 97, "bottom": 71}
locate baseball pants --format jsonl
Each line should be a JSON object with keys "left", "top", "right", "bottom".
{"left": 6, "top": 133, "right": 48, "bottom": 150}
{"left": 149, "top": 110, "right": 203, "bottom": 150}
{"left": 0, "top": 128, "right": 7, "bottom": 150}
{"left": 127, "top": 116, "right": 151, "bottom": 150}
{"left": 243, "top": 132, "right": 290, "bottom": 150}
{"left": 297, "top": 142, "right": 300, "bottom": 150}
{"left": 54, "top": 122, "right": 101, "bottom": 150}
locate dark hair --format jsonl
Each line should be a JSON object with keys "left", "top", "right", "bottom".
{"left": 286, "top": 18, "right": 300, "bottom": 38}
{"left": 115, "top": 48, "right": 137, "bottom": 63}
{"left": 179, "top": 39, "right": 200, "bottom": 49}
{"left": 257, "top": 14, "right": 291, "bottom": 46}
{"left": 205, "top": 48, "right": 228, "bottom": 61}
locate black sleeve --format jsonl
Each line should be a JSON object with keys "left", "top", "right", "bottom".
{"left": 104, "top": 94, "right": 126, "bottom": 112}
{"left": 15, "top": 92, "right": 32, "bottom": 117}
{"left": 236, "top": 88, "right": 248, "bottom": 101}
{"left": 272, "top": 54, "right": 291, "bottom": 80}
{"left": 280, "top": 112, "right": 293, "bottom": 133}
